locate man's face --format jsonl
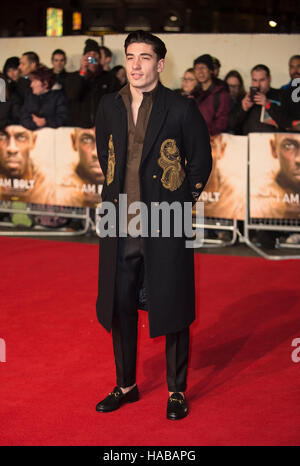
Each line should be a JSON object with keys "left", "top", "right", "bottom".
{"left": 0, "top": 125, "right": 36, "bottom": 178}
{"left": 125, "top": 42, "right": 165, "bottom": 93}
{"left": 251, "top": 70, "right": 271, "bottom": 94}
{"left": 18, "top": 55, "right": 36, "bottom": 77}
{"left": 100, "top": 49, "right": 111, "bottom": 70}
{"left": 289, "top": 57, "right": 300, "bottom": 80}
{"left": 71, "top": 128, "right": 104, "bottom": 183}
{"left": 51, "top": 53, "right": 66, "bottom": 74}
{"left": 210, "top": 134, "right": 227, "bottom": 163}
{"left": 194, "top": 63, "right": 212, "bottom": 84}
{"left": 271, "top": 134, "right": 300, "bottom": 189}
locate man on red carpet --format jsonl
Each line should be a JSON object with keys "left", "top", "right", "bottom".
{"left": 94, "top": 30, "right": 212, "bottom": 420}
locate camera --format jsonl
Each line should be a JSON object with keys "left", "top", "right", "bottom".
{"left": 87, "top": 56, "right": 97, "bottom": 64}
{"left": 250, "top": 86, "right": 259, "bottom": 102}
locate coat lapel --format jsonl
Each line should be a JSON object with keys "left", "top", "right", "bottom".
{"left": 140, "top": 82, "right": 168, "bottom": 168}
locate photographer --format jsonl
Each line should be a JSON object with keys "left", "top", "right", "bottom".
{"left": 229, "top": 64, "right": 286, "bottom": 135}
{"left": 65, "top": 39, "right": 121, "bottom": 128}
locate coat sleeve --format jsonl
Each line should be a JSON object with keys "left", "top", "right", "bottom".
{"left": 181, "top": 99, "right": 212, "bottom": 203}
{"left": 95, "top": 95, "right": 109, "bottom": 177}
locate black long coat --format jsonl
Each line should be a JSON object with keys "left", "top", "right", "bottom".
{"left": 95, "top": 82, "right": 212, "bottom": 338}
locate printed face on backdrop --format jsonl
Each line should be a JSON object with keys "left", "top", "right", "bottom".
{"left": 125, "top": 42, "right": 165, "bottom": 93}
{"left": 204, "top": 134, "right": 227, "bottom": 190}
{"left": 270, "top": 133, "right": 300, "bottom": 192}
{"left": 71, "top": 128, "right": 104, "bottom": 184}
{"left": 0, "top": 125, "right": 37, "bottom": 178}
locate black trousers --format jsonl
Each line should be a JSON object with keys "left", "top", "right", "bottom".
{"left": 111, "top": 236, "right": 189, "bottom": 392}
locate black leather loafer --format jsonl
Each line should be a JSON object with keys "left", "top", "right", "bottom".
{"left": 96, "top": 385, "right": 139, "bottom": 412}
{"left": 167, "top": 392, "right": 188, "bottom": 420}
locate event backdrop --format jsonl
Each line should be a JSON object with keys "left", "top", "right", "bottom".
{"left": 249, "top": 132, "right": 300, "bottom": 219}
{"left": 1, "top": 126, "right": 300, "bottom": 220}
{"left": 0, "top": 126, "right": 103, "bottom": 207}
{"left": 198, "top": 133, "right": 247, "bottom": 220}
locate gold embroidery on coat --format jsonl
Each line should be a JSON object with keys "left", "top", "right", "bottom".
{"left": 158, "top": 139, "right": 185, "bottom": 191}
{"left": 106, "top": 134, "right": 115, "bottom": 185}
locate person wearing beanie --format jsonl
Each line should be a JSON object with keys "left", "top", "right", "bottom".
{"left": 65, "top": 39, "right": 120, "bottom": 127}
{"left": 192, "top": 53, "right": 230, "bottom": 135}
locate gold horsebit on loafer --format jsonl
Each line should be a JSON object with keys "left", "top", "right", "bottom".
{"left": 169, "top": 397, "right": 184, "bottom": 404}
{"left": 109, "top": 391, "right": 122, "bottom": 398}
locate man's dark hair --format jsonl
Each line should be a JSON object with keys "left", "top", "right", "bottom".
{"left": 289, "top": 55, "right": 300, "bottom": 64}
{"left": 251, "top": 64, "right": 270, "bottom": 77}
{"left": 22, "top": 51, "right": 40, "bottom": 66}
{"left": 51, "top": 49, "right": 66, "bottom": 61}
{"left": 100, "top": 46, "right": 112, "bottom": 58}
{"left": 124, "top": 30, "right": 167, "bottom": 60}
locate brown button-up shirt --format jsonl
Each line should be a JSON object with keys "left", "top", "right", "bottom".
{"left": 119, "top": 83, "right": 157, "bottom": 233}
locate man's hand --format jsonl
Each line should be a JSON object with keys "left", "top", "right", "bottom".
{"left": 32, "top": 114, "right": 46, "bottom": 127}
{"left": 241, "top": 92, "right": 254, "bottom": 111}
{"left": 80, "top": 54, "right": 89, "bottom": 73}
{"left": 253, "top": 91, "right": 268, "bottom": 107}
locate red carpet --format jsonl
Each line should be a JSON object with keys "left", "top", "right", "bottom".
{"left": 0, "top": 237, "right": 300, "bottom": 446}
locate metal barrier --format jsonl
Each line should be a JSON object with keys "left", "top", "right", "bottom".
{"left": 240, "top": 153, "right": 300, "bottom": 260}
{"left": 193, "top": 216, "right": 238, "bottom": 247}
{"left": 0, "top": 201, "right": 91, "bottom": 236}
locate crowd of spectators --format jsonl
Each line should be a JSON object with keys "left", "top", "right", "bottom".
{"left": 0, "top": 39, "right": 299, "bottom": 242}
{"left": 1, "top": 39, "right": 299, "bottom": 135}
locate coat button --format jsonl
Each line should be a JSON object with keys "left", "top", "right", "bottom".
{"left": 113, "top": 198, "right": 118, "bottom": 203}
{"left": 152, "top": 174, "right": 157, "bottom": 179}
{"left": 195, "top": 182, "right": 203, "bottom": 189}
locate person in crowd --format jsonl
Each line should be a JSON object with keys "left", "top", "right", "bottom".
{"left": 224, "top": 70, "right": 246, "bottom": 134}
{"left": 16, "top": 51, "right": 40, "bottom": 104}
{"left": 192, "top": 54, "right": 231, "bottom": 135}
{"left": 281, "top": 55, "right": 300, "bottom": 90}
{"left": 212, "top": 56, "right": 221, "bottom": 78}
{"left": 56, "top": 127, "right": 104, "bottom": 208}
{"left": 225, "top": 70, "right": 246, "bottom": 102}
{"left": 0, "top": 124, "right": 54, "bottom": 204}
{"left": 51, "top": 48, "right": 68, "bottom": 90}
{"left": 99, "top": 46, "right": 113, "bottom": 71}
{"left": 65, "top": 39, "right": 121, "bottom": 128}
{"left": 229, "top": 64, "right": 286, "bottom": 135}
{"left": 20, "top": 66, "right": 69, "bottom": 130}
{"left": 111, "top": 65, "right": 127, "bottom": 88}
{"left": 0, "top": 73, "right": 21, "bottom": 127}
{"left": 174, "top": 68, "right": 198, "bottom": 97}
{"left": 3, "top": 56, "right": 20, "bottom": 84}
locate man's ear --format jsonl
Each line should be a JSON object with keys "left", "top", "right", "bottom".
{"left": 157, "top": 59, "right": 165, "bottom": 73}
{"left": 70, "top": 132, "right": 77, "bottom": 152}
{"left": 219, "top": 141, "right": 227, "bottom": 160}
{"left": 270, "top": 138, "right": 277, "bottom": 160}
{"left": 31, "top": 132, "right": 37, "bottom": 149}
